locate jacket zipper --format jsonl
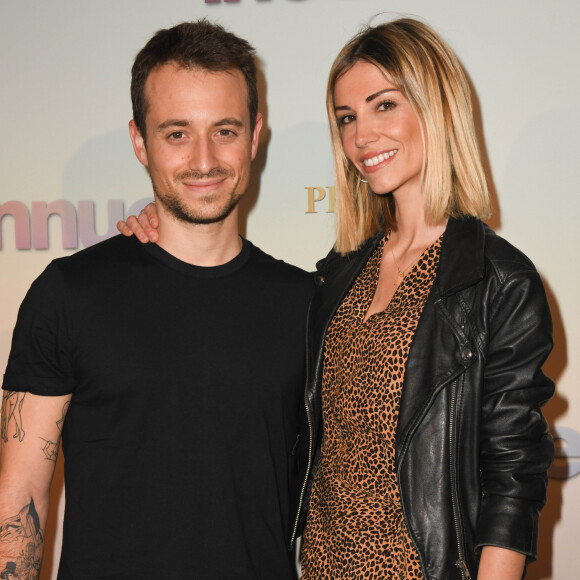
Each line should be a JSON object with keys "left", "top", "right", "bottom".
{"left": 449, "top": 379, "right": 471, "bottom": 579}
{"left": 290, "top": 398, "right": 313, "bottom": 546}
{"left": 290, "top": 304, "right": 313, "bottom": 547}
{"left": 396, "top": 368, "right": 470, "bottom": 579}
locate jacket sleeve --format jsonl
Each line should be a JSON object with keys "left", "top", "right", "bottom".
{"left": 476, "top": 266, "right": 555, "bottom": 561}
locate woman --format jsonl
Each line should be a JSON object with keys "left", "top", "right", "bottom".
{"left": 120, "top": 18, "right": 554, "bottom": 579}
{"left": 297, "top": 19, "right": 553, "bottom": 580}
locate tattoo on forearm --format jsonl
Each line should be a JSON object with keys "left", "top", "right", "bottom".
{"left": 57, "top": 401, "right": 69, "bottom": 433}
{"left": 38, "top": 439, "right": 59, "bottom": 463}
{"left": 0, "top": 498, "right": 44, "bottom": 579}
{"left": 38, "top": 401, "right": 69, "bottom": 462}
{"left": 1, "top": 392, "right": 26, "bottom": 443}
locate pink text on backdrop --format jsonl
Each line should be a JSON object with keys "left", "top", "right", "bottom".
{"left": 0, "top": 199, "right": 152, "bottom": 250}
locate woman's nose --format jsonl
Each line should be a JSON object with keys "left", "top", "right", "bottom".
{"left": 354, "top": 116, "right": 379, "bottom": 148}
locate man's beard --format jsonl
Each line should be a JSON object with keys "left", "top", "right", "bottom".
{"left": 153, "top": 167, "right": 242, "bottom": 225}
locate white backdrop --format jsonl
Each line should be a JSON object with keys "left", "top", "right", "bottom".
{"left": 1, "top": 1, "right": 578, "bottom": 578}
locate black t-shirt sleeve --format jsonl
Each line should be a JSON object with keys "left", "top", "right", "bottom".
{"left": 2, "top": 261, "right": 76, "bottom": 396}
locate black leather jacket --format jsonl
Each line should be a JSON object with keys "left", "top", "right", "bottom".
{"left": 291, "top": 217, "right": 554, "bottom": 579}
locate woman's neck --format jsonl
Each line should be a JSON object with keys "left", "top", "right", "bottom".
{"left": 391, "top": 192, "right": 446, "bottom": 250}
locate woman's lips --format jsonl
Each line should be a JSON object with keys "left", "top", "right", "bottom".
{"left": 361, "top": 149, "right": 398, "bottom": 172}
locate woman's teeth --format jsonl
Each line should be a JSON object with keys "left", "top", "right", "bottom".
{"left": 363, "top": 149, "right": 397, "bottom": 167}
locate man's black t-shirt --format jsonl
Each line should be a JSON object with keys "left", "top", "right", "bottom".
{"left": 3, "top": 235, "right": 313, "bottom": 579}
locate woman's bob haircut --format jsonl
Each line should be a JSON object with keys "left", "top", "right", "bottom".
{"left": 328, "top": 18, "right": 491, "bottom": 254}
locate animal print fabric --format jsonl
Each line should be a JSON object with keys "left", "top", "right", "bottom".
{"left": 301, "top": 233, "right": 442, "bottom": 579}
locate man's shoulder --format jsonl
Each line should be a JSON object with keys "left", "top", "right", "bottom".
{"left": 28, "top": 236, "right": 144, "bottom": 299}
{"left": 47, "top": 235, "right": 147, "bottom": 279}
{"left": 57, "top": 234, "right": 141, "bottom": 267}
{"left": 247, "top": 241, "right": 313, "bottom": 285}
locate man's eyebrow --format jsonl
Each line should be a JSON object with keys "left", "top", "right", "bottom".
{"left": 156, "top": 119, "right": 190, "bottom": 131}
{"left": 215, "top": 118, "right": 244, "bottom": 128}
{"left": 155, "top": 118, "right": 245, "bottom": 131}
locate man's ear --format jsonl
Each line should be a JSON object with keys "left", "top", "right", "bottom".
{"left": 250, "top": 113, "right": 263, "bottom": 161}
{"left": 129, "top": 120, "right": 148, "bottom": 167}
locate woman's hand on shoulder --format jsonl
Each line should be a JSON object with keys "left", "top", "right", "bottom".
{"left": 116, "top": 202, "right": 160, "bottom": 243}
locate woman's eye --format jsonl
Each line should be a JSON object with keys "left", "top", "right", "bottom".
{"left": 378, "top": 100, "right": 396, "bottom": 111}
{"left": 338, "top": 114, "right": 355, "bottom": 126}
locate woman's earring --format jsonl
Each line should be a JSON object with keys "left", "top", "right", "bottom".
{"left": 357, "top": 173, "right": 368, "bottom": 184}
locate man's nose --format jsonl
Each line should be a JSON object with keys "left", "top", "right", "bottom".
{"left": 187, "top": 136, "right": 219, "bottom": 173}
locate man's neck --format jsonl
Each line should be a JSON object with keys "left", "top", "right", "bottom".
{"left": 156, "top": 209, "right": 242, "bottom": 267}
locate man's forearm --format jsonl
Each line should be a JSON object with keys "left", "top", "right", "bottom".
{"left": 0, "top": 491, "right": 47, "bottom": 580}
{"left": 0, "top": 391, "right": 70, "bottom": 580}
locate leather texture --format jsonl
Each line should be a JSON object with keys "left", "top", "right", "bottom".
{"left": 293, "top": 217, "right": 554, "bottom": 579}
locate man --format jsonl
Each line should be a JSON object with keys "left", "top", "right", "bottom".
{"left": 0, "top": 20, "right": 312, "bottom": 579}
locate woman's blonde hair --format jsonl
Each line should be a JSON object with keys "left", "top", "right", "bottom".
{"left": 328, "top": 18, "right": 490, "bottom": 254}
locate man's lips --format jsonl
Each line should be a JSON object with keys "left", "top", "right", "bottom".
{"left": 177, "top": 168, "right": 233, "bottom": 193}
{"left": 361, "top": 149, "right": 398, "bottom": 172}
{"left": 182, "top": 178, "right": 226, "bottom": 192}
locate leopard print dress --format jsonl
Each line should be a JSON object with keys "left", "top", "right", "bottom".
{"left": 301, "top": 234, "right": 442, "bottom": 579}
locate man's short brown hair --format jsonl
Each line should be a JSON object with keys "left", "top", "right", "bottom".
{"left": 131, "top": 19, "right": 258, "bottom": 139}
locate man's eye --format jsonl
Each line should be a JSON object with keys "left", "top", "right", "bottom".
{"left": 169, "top": 131, "right": 184, "bottom": 140}
{"left": 217, "top": 129, "right": 235, "bottom": 137}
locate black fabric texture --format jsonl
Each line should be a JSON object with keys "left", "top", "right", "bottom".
{"left": 3, "top": 234, "right": 314, "bottom": 580}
